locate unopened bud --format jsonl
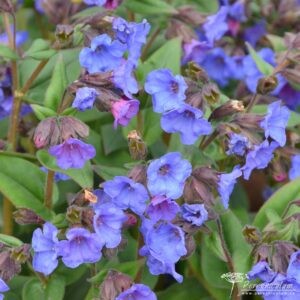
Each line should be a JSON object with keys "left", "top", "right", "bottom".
{"left": 186, "top": 62, "right": 209, "bottom": 83}
{"left": 0, "top": 251, "right": 21, "bottom": 281}
{"left": 100, "top": 270, "right": 133, "bottom": 300}
{"left": 256, "top": 76, "right": 278, "bottom": 94}
{"left": 282, "top": 68, "right": 300, "bottom": 85}
{"left": 11, "top": 244, "right": 31, "bottom": 264}
{"left": 166, "top": 19, "right": 197, "bottom": 43}
{"left": 209, "top": 100, "right": 244, "bottom": 121}
{"left": 177, "top": 5, "right": 206, "bottom": 26}
{"left": 60, "top": 116, "right": 89, "bottom": 141}
{"left": 66, "top": 205, "right": 83, "bottom": 224}
{"left": 13, "top": 208, "right": 44, "bottom": 225}
{"left": 79, "top": 72, "right": 113, "bottom": 87}
{"left": 185, "top": 91, "right": 204, "bottom": 111}
{"left": 123, "top": 213, "right": 137, "bottom": 227}
{"left": 54, "top": 24, "right": 74, "bottom": 49}
{"left": 94, "top": 88, "right": 119, "bottom": 112}
{"left": 233, "top": 113, "right": 264, "bottom": 130}
{"left": 201, "top": 83, "right": 220, "bottom": 104}
{"left": 242, "top": 225, "right": 261, "bottom": 245}
{"left": 182, "top": 235, "right": 196, "bottom": 259}
{"left": 0, "top": 0, "right": 13, "bottom": 13}
{"left": 128, "top": 164, "right": 147, "bottom": 185}
{"left": 127, "top": 130, "right": 147, "bottom": 161}
{"left": 34, "top": 117, "right": 60, "bottom": 148}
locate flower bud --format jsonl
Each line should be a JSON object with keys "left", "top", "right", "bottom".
{"left": 185, "top": 91, "right": 205, "bottom": 111}
{"left": 127, "top": 130, "right": 147, "bottom": 161}
{"left": 256, "top": 76, "right": 278, "bottom": 94}
{"left": 60, "top": 116, "right": 89, "bottom": 141}
{"left": 128, "top": 164, "right": 147, "bottom": 186}
{"left": 123, "top": 213, "right": 137, "bottom": 228}
{"left": 201, "top": 83, "right": 220, "bottom": 105}
{"left": 11, "top": 244, "right": 31, "bottom": 264}
{"left": 54, "top": 24, "right": 74, "bottom": 49}
{"left": 13, "top": 208, "right": 44, "bottom": 225}
{"left": 242, "top": 225, "right": 261, "bottom": 245}
{"left": 100, "top": 270, "right": 133, "bottom": 300}
{"left": 233, "top": 113, "right": 264, "bottom": 130}
{"left": 0, "top": 0, "right": 13, "bottom": 13}
{"left": 185, "top": 62, "right": 209, "bottom": 83}
{"left": 166, "top": 19, "right": 197, "bottom": 43}
{"left": 181, "top": 235, "right": 196, "bottom": 259}
{"left": 79, "top": 72, "right": 113, "bottom": 87}
{"left": 177, "top": 5, "right": 206, "bottom": 26}
{"left": 94, "top": 88, "right": 119, "bottom": 112}
{"left": 0, "top": 251, "right": 21, "bottom": 281}
{"left": 34, "top": 117, "right": 60, "bottom": 148}
{"left": 209, "top": 100, "right": 244, "bottom": 121}
{"left": 282, "top": 68, "right": 300, "bottom": 85}
{"left": 66, "top": 205, "right": 83, "bottom": 225}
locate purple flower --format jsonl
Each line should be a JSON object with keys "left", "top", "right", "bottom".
{"left": 181, "top": 203, "right": 208, "bottom": 226}
{"left": 113, "top": 60, "right": 139, "bottom": 98}
{"left": 260, "top": 101, "right": 290, "bottom": 147}
{"left": 0, "top": 26, "right": 28, "bottom": 47}
{"left": 289, "top": 155, "right": 300, "bottom": 180}
{"left": 72, "top": 87, "right": 98, "bottom": 111}
{"left": 40, "top": 167, "right": 70, "bottom": 182}
{"left": 278, "top": 82, "right": 300, "bottom": 110}
{"left": 111, "top": 98, "right": 139, "bottom": 128}
{"left": 203, "top": 6, "right": 229, "bottom": 44}
{"left": 139, "top": 222, "right": 187, "bottom": 283}
{"left": 0, "top": 89, "right": 12, "bottom": 119}
{"left": 93, "top": 202, "right": 127, "bottom": 248}
{"left": 287, "top": 250, "right": 300, "bottom": 284}
{"left": 244, "top": 20, "right": 266, "bottom": 47}
{"left": 218, "top": 166, "right": 242, "bottom": 209}
{"left": 242, "top": 140, "right": 279, "bottom": 180}
{"left": 226, "top": 133, "right": 251, "bottom": 156}
{"left": 182, "top": 39, "right": 211, "bottom": 65}
{"left": 31, "top": 222, "right": 59, "bottom": 275}
{"left": 200, "top": 47, "right": 236, "bottom": 87}
{"left": 161, "top": 104, "right": 212, "bottom": 145}
{"left": 146, "top": 196, "right": 180, "bottom": 222}
{"left": 103, "top": 176, "right": 149, "bottom": 215}
{"left": 228, "top": 1, "right": 247, "bottom": 22}
{"left": 92, "top": 189, "right": 113, "bottom": 209}
{"left": 0, "top": 278, "right": 9, "bottom": 300}
{"left": 147, "top": 152, "right": 192, "bottom": 199}
{"left": 145, "top": 69, "right": 188, "bottom": 113}
{"left": 113, "top": 17, "right": 150, "bottom": 66}
{"left": 35, "top": 0, "right": 44, "bottom": 13}
{"left": 247, "top": 261, "right": 277, "bottom": 283}
{"left": 83, "top": 0, "right": 106, "bottom": 5}
{"left": 79, "top": 34, "right": 126, "bottom": 74}
{"left": 49, "top": 138, "right": 96, "bottom": 170}
{"left": 116, "top": 283, "right": 156, "bottom": 300}
{"left": 58, "top": 227, "right": 103, "bottom": 268}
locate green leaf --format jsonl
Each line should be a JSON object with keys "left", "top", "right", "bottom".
{"left": 245, "top": 42, "right": 274, "bottom": 76}
{"left": 45, "top": 276, "right": 65, "bottom": 300}
{"left": 253, "top": 178, "right": 300, "bottom": 229}
{"left": 137, "top": 38, "right": 182, "bottom": 83}
{"left": 101, "top": 124, "right": 127, "bottom": 155}
{"left": 24, "top": 39, "right": 56, "bottom": 60}
{"left": 93, "top": 165, "right": 127, "bottom": 180}
{"left": 0, "top": 234, "right": 23, "bottom": 247}
{"left": 31, "top": 104, "right": 57, "bottom": 120}
{"left": 37, "top": 150, "right": 94, "bottom": 188}
{"left": 0, "top": 44, "right": 19, "bottom": 60}
{"left": 266, "top": 34, "right": 287, "bottom": 52}
{"left": 125, "top": 0, "right": 178, "bottom": 15}
{"left": 0, "top": 155, "right": 55, "bottom": 220}
{"left": 22, "top": 279, "right": 44, "bottom": 300}
{"left": 44, "top": 55, "right": 68, "bottom": 111}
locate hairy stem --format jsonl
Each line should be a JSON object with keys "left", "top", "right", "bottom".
{"left": 44, "top": 170, "right": 55, "bottom": 209}
{"left": 245, "top": 93, "right": 258, "bottom": 112}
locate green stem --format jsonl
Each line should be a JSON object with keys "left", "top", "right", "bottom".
{"left": 141, "top": 27, "right": 161, "bottom": 61}
{"left": 44, "top": 170, "right": 55, "bottom": 209}
{"left": 199, "top": 130, "right": 219, "bottom": 151}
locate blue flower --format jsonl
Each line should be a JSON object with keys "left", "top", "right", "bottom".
{"left": 200, "top": 47, "right": 236, "bottom": 87}
{"left": 0, "top": 26, "right": 28, "bottom": 47}
{"left": 181, "top": 203, "right": 208, "bottom": 226}
{"left": 161, "top": 104, "right": 212, "bottom": 145}
{"left": 83, "top": 0, "right": 106, "bottom": 6}
{"left": 0, "top": 278, "right": 9, "bottom": 300}
{"left": 93, "top": 202, "right": 127, "bottom": 248}
{"left": 0, "top": 89, "right": 12, "bottom": 120}
{"left": 103, "top": 176, "right": 149, "bottom": 215}
{"left": 203, "top": 6, "right": 229, "bottom": 44}
{"left": 278, "top": 83, "right": 300, "bottom": 110}
{"left": 35, "top": 0, "right": 44, "bottom": 13}
{"left": 218, "top": 166, "right": 242, "bottom": 209}
{"left": 31, "top": 222, "right": 59, "bottom": 275}
{"left": 182, "top": 39, "right": 211, "bottom": 65}
{"left": 260, "top": 101, "right": 290, "bottom": 147}
{"left": 92, "top": 189, "right": 113, "bottom": 209}
{"left": 72, "top": 87, "right": 99, "bottom": 111}
{"left": 116, "top": 283, "right": 157, "bottom": 300}
{"left": 113, "top": 60, "right": 139, "bottom": 98}
{"left": 139, "top": 222, "right": 187, "bottom": 283}
{"left": 228, "top": 1, "right": 247, "bottom": 22}
{"left": 58, "top": 227, "right": 103, "bottom": 268}
{"left": 244, "top": 20, "right": 266, "bottom": 47}
{"left": 289, "top": 155, "right": 300, "bottom": 180}
{"left": 113, "top": 17, "right": 150, "bottom": 66}
{"left": 287, "top": 250, "right": 300, "bottom": 284}
{"left": 49, "top": 138, "right": 96, "bottom": 170}
{"left": 145, "top": 69, "right": 188, "bottom": 113}
{"left": 247, "top": 261, "right": 277, "bottom": 283}
{"left": 146, "top": 196, "right": 180, "bottom": 222}
{"left": 226, "top": 133, "right": 251, "bottom": 156}
{"left": 242, "top": 140, "right": 279, "bottom": 180}
{"left": 147, "top": 152, "right": 192, "bottom": 199}
{"left": 79, "top": 34, "right": 126, "bottom": 74}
